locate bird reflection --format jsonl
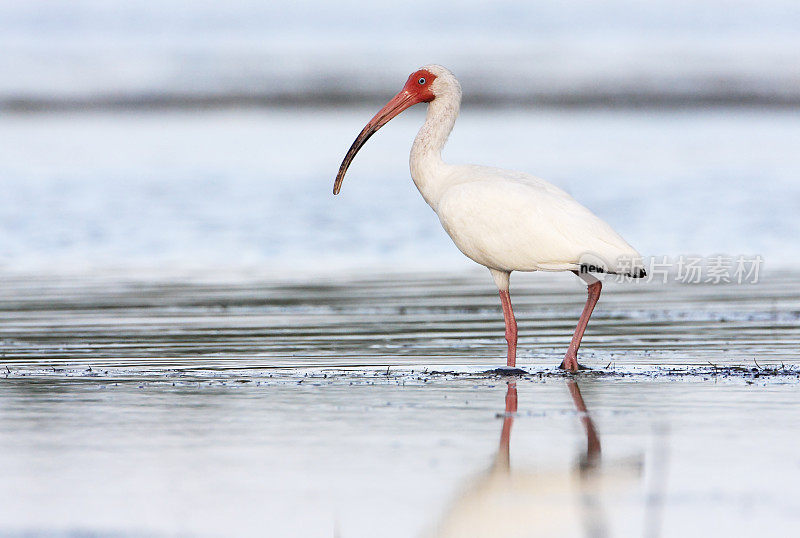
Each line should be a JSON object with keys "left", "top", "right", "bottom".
{"left": 429, "top": 379, "right": 629, "bottom": 538}
{"left": 568, "top": 379, "right": 607, "bottom": 538}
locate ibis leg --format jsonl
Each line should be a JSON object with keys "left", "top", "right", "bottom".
{"left": 561, "top": 272, "right": 602, "bottom": 372}
{"left": 499, "top": 289, "right": 518, "bottom": 368}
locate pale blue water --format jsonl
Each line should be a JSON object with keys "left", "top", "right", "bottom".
{"left": 1, "top": 108, "right": 798, "bottom": 275}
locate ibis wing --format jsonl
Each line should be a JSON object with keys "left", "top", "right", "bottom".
{"left": 435, "top": 173, "right": 643, "bottom": 274}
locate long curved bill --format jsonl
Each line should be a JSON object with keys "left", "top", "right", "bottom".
{"left": 333, "top": 89, "right": 420, "bottom": 195}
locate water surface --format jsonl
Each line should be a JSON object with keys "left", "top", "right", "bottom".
{"left": 1, "top": 272, "right": 798, "bottom": 536}
{"left": 2, "top": 108, "right": 798, "bottom": 274}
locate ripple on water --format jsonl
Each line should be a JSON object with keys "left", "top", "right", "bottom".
{"left": 0, "top": 271, "right": 798, "bottom": 373}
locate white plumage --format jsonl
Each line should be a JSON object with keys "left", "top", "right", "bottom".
{"left": 408, "top": 65, "right": 643, "bottom": 277}
{"left": 436, "top": 168, "right": 642, "bottom": 274}
{"left": 334, "top": 64, "right": 645, "bottom": 371}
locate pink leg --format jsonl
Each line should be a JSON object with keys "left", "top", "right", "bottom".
{"left": 499, "top": 289, "right": 518, "bottom": 368}
{"left": 560, "top": 273, "right": 602, "bottom": 372}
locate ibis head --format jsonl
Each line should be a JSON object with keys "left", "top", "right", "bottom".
{"left": 333, "top": 68, "right": 438, "bottom": 195}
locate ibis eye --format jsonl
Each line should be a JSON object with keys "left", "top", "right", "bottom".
{"left": 418, "top": 77, "right": 426, "bottom": 85}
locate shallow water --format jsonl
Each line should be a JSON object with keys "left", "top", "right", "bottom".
{"left": 1, "top": 271, "right": 798, "bottom": 370}
{"left": 3, "top": 94, "right": 800, "bottom": 538}
{"left": 1, "top": 272, "right": 799, "bottom": 536}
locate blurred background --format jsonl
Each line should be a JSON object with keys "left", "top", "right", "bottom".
{"left": 1, "top": 0, "right": 799, "bottom": 277}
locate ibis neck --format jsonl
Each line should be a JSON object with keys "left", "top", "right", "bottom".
{"left": 409, "top": 92, "right": 460, "bottom": 209}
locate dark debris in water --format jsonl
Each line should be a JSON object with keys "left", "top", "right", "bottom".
{"left": 479, "top": 367, "right": 529, "bottom": 376}
{"left": 2, "top": 360, "right": 798, "bottom": 387}
{"left": 424, "top": 363, "right": 800, "bottom": 382}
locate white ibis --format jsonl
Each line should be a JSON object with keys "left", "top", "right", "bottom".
{"left": 334, "top": 65, "right": 645, "bottom": 372}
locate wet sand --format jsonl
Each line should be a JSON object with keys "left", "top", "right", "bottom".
{"left": 1, "top": 271, "right": 799, "bottom": 536}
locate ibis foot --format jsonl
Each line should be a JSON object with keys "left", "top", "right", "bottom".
{"left": 559, "top": 358, "right": 591, "bottom": 372}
